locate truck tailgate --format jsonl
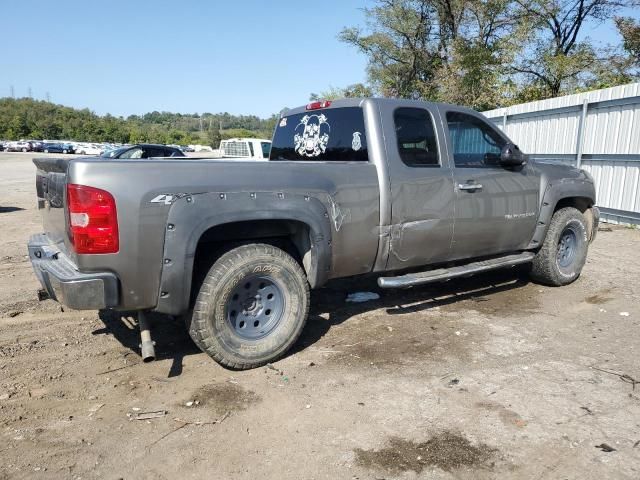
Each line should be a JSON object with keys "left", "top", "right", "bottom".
{"left": 33, "top": 157, "right": 72, "bottom": 252}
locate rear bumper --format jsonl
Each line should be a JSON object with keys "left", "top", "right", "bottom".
{"left": 28, "top": 234, "right": 119, "bottom": 310}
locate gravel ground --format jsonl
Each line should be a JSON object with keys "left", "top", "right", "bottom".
{"left": 1, "top": 151, "right": 639, "bottom": 479}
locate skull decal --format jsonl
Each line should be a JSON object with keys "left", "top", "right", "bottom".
{"left": 352, "top": 131, "right": 362, "bottom": 151}
{"left": 294, "top": 114, "right": 330, "bottom": 157}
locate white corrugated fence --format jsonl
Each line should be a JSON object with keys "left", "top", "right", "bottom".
{"left": 483, "top": 82, "right": 640, "bottom": 225}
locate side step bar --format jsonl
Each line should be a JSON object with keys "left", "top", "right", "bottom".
{"left": 378, "top": 252, "right": 535, "bottom": 289}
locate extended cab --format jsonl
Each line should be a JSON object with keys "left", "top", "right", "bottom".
{"left": 28, "top": 98, "right": 599, "bottom": 369}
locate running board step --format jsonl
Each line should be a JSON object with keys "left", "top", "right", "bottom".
{"left": 378, "top": 252, "right": 535, "bottom": 289}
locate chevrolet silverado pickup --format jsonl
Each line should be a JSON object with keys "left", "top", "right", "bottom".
{"left": 28, "top": 98, "right": 599, "bottom": 369}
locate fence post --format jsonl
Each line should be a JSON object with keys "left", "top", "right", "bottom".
{"left": 575, "top": 99, "right": 589, "bottom": 168}
{"left": 502, "top": 110, "right": 507, "bottom": 131}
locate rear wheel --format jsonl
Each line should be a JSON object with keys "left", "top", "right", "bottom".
{"left": 189, "top": 243, "right": 309, "bottom": 370}
{"left": 530, "top": 207, "right": 589, "bottom": 286}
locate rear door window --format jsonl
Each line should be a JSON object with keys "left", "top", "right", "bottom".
{"left": 270, "top": 107, "right": 368, "bottom": 161}
{"left": 394, "top": 108, "right": 440, "bottom": 167}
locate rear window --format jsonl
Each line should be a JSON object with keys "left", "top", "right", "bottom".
{"left": 270, "top": 107, "right": 368, "bottom": 161}
{"left": 222, "top": 141, "right": 249, "bottom": 157}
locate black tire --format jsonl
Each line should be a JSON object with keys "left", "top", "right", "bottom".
{"left": 530, "top": 207, "right": 589, "bottom": 286}
{"left": 189, "top": 243, "right": 310, "bottom": 370}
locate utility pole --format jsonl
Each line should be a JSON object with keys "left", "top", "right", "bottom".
{"left": 10, "top": 85, "right": 15, "bottom": 98}
{"left": 28, "top": 86, "right": 32, "bottom": 98}
{"left": 45, "top": 91, "right": 51, "bottom": 102}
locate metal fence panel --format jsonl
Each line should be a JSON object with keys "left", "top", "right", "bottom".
{"left": 483, "top": 82, "right": 640, "bottom": 225}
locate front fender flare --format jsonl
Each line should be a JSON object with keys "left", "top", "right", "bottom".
{"left": 526, "top": 179, "right": 596, "bottom": 249}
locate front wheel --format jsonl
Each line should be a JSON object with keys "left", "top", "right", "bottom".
{"left": 189, "top": 243, "right": 310, "bottom": 369}
{"left": 530, "top": 207, "right": 589, "bottom": 286}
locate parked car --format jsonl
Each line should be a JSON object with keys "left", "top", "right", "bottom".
{"left": 181, "top": 145, "right": 195, "bottom": 152}
{"left": 220, "top": 138, "right": 271, "bottom": 159}
{"left": 30, "top": 141, "right": 44, "bottom": 152}
{"left": 5, "top": 141, "right": 33, "bottom": 152}
{"left": 75, "top": 143, "right": 102, "bottom": 155}
{"left": 28, "top": 98, "right": 599, "bottom": 370}
{"left": 99, "top": 144, "right": 185, "bottom": 159}
{"left": 42, "top": 142, "right": 74, "bottom": 154}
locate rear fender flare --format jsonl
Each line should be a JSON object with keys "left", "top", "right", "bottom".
{"left": 154, "top": 191, "right": 332, "bottom": 315}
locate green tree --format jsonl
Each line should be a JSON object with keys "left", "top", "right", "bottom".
{"left": 208, "top": 121, "right": 222, "bottom": 148}
{"left": 616, "top": 16, "right": 640, "bottom": 69}
{"left": 310, "top": 83, "right": 374, "bottom": 101}
{"left": 511, "top": 0, "right": 639, "bottom": 98}
{"left": 339, "top": 0, "right": 523, "bottom": 109}
{"left": 339, "top": 0, "right": 639, "bottom": 108}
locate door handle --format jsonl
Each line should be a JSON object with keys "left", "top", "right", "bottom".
{"left": 458, "top": 183, "right": 483, "bottom": 191}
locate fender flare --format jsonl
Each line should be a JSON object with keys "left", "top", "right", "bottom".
{"left": 526, "top": 179, "right": 596, "bottom": 249}
{"left": 154, "top": 191, "right": 332, "bottom": 315}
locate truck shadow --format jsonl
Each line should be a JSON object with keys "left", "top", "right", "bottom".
{"left": 95, "top": 310, "right": 199, "bottom": 378}
{"left": 95, "top": 267, "right": 532, "bottom": 376}
{"left": 290, "top": 267, "right": 532, "bottom": 356}
{"left": 0, "top": 206, "right": 25, "bottom": 213}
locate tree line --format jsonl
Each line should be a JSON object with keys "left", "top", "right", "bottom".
{"left": 0, "top": 97, "right": 278, "bottom": 145}
{"left": 313, "top": 0, "right": 640, "bottom": 111}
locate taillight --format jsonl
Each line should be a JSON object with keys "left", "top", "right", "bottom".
{"left": 66, "top": 184, "right": 119, "bottom": 254}
{"left": 306, "top": 100, "right": 332, "bottom": 110}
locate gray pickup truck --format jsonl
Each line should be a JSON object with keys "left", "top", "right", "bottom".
{"left": 28, "top": 98, "right": 599, "bottom": 369}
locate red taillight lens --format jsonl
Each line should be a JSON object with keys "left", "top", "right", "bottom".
{"left": 306, "top": 100, "right": 332, "bottom": 110}
{"left": 66, "top": 184, "right": 119, "bottom": 254}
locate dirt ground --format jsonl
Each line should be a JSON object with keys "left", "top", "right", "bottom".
{"left": 1, "top": 151, "right": 639, "bottom": 479}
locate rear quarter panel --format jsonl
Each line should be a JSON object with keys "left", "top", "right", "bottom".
{"left": 68, "top": 158, "right": 380, "bottom": 311}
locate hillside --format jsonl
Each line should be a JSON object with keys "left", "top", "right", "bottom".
{"left": 0, "top": 97, "right": 277, "bottom": 145}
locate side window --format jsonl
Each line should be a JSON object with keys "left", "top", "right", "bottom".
{"left": 247, "top": 142, "right": 255, "bottom": 157}
{"left": 446, "top": 112, "right": 505, "bottom": 168}
{"left": 270, "top": 107, "right": 368, "bottom": 162}
{"left": 119, "top": 147, "right": 143, "bottom": 159}
{"left": 143, "top": 148, "right": 165, "bottom": 158}
{"left": 394, "top": 108, "right": 439, "bottom": 167}
{"left": 261, "top": 142, "right": 271, "bottom": 158}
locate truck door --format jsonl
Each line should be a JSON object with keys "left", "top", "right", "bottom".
{"left": 383, "top": 105, "right": 456, "bottom": 271}
{"left": 443, "top": 109, "right": 539, "bottom": 260}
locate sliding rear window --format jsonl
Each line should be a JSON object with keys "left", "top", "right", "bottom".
{"left": 270, "top": 107, "right": 368, "bottom": 161}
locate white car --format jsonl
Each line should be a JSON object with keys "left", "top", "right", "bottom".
{"left": 219, "top": 138, "right": 271, "bottom": 160}
{"left": 76, "top": 143, "right": 102, "bottom": 155}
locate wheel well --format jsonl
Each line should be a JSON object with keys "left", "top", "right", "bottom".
{"left": 190, "top": 219, "right": 313, "bottom": 306}
{"left": 554, "top": 196, "right": 592, "bottom": 213}
{"left": 554, "top": 196, "right": 596, "bottom": 241}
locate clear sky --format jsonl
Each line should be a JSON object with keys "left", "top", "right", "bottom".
{"left": 1, "top": 1, "right": 636, "bottom": 119}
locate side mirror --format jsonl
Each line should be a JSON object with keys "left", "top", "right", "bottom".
{"left": 500, "top": 143, "right": 526, "bottom": 167}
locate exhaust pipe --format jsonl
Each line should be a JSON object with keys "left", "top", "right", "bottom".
{"left": 138, "top": 311, "right": 156, "bottom": 362}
